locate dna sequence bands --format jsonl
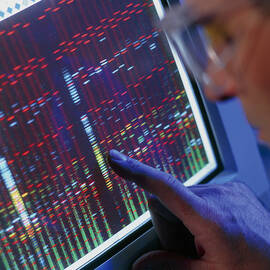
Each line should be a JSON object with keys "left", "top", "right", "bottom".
{"left": 0, "top": 0, "right": 208, "bottom": 269}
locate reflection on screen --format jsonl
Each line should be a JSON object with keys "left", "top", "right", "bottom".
{"left": 0, "top": 0, "right": 214, "bottom": 269}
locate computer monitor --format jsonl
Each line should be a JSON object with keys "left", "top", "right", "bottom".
{"left": 0, "top": 0, "right": 269, "bottom": 270}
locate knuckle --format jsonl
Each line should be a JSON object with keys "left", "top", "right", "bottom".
{"left": 208, "top": 185, "right": 227, "bottom": 197}
{"left": 227, "top": 181, "right": 250, "bottom": 194}
{"left": 235, "top": 181, "right": 248, "bottom": 189}
{"left": 165, "top": 174, "right": 179, "bottom": 188}
{"left": 126, "top": 157, "right": 140, "bottom": 172}
{"left": 166, "top": 174, "right": 178, "bottom": 187}
{"left": 227, "top": 181, "right": 247, "bottom": 189}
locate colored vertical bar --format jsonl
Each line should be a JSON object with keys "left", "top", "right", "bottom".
{"left": 0, "top": 157, "right": 46, "bottom": 268}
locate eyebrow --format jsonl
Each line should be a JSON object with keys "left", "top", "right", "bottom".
{"left": 161, "top": 0, "right": 249, "bottom": 33}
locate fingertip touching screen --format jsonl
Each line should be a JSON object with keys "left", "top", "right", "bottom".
{"left": 0, "top": 0, "right": 218, "bottom": 269}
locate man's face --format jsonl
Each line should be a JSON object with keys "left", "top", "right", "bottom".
{"left": 188, "top": 0, "right": 270, "bottom": 143}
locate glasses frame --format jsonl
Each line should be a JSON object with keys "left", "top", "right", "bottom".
{"left": 160, "top": 0, "right": 261, "bottom": 94}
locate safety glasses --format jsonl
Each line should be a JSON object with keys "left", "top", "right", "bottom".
{"left": 160, "top": 0, "right": 256, "bottom": 94}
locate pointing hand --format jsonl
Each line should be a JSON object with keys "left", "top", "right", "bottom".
{"left": 108, "top": 149, "right": 270, "bottom": 270}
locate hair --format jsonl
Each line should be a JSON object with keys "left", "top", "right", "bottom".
{"left": 250, "top": 0, "right": 270, "bottom": 16}
{"left": 252, "top": 0, "right": 270, "bottom": 9}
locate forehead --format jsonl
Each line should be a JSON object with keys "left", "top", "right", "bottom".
{"left": 185, "top": 0, "right": 257, "bottom": 31}
{"left": 185, "top": 0, "right": 251, "bottom": 18}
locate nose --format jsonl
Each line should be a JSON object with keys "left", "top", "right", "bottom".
{"left": 204, "top": 63, "right": 238, "bottom": 101}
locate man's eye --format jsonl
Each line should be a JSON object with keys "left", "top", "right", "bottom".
{"left": 203, "top": 22, "right": 234, "bottom": 51}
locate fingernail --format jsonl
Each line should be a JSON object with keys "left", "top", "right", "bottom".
{"left": 109, "top": 149, "right": 127, "bottom": 162}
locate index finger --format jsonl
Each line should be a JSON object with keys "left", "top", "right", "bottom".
{"left": 108, "top": 149, "right": 206, "bottom": 229}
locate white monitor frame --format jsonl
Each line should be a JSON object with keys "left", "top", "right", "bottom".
{"left": 1, "top": 0, "right": 269, "bottom": 269}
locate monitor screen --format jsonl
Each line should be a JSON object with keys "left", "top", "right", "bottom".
{"left": 0, "top": 0, "right": 218, "bottom": 269}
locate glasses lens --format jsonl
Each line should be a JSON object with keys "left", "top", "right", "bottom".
{"left": 168, "top": 21, "right": 233, "bottom": 86}
{"left": 204, "top": 22, "right": 232, "bottom": 53}
{"left": 168, "top": 24, "right": 210, "bottom": 83}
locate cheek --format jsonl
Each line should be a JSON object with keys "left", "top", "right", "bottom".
{"left": 221, "top": 24, "right": 270, "bottom": 144}
{"left": 240, "top": 93, "right": 270, "bottom": 144}
{"left": 230, "top": 22, "right": 270, "bottom": 124}
{"left": 245, "top": 51, "right": 270, "bottom": 95}
{"left": 236, "top": 21, "right": 270, "bottom": 96}
{"left": 237, "top": 62, "right": 270, "bottom": 142}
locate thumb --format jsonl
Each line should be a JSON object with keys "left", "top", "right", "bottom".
{"left": 132, "top": 250, "right": 203, "bottom": 270}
